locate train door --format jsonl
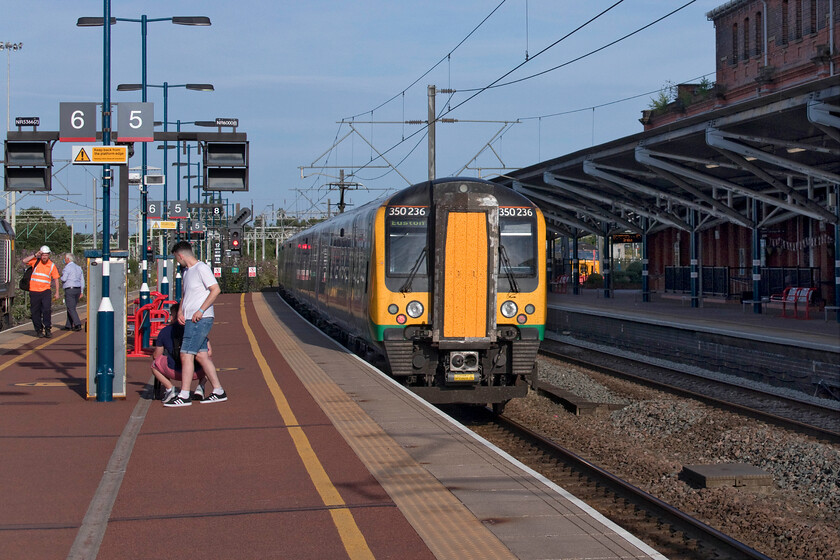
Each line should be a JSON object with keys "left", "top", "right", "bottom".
{"left": 432, "top": 189, "right": 498, "bottom": 345}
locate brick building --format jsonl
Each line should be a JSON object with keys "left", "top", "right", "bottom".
{"left": 642, "top": 0, "right": 839, "bottom": 129}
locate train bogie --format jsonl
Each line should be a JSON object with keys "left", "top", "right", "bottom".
{"left": 279, "top": 178, "right": 546, "bottom": 406}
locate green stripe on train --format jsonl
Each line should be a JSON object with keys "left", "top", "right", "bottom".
{"left": 371, "top": 322, "right": 544, "bottom": 341}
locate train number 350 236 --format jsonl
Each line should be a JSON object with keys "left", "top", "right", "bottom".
{"left": 499, "top": 207, "right": 534, "bottom": 217}
{"left": 388, "top": 206, "right": 428, "bottom": 216}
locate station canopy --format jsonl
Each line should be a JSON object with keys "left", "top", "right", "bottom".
{"left": 494, "top": 76, "right": 840, "bottom": 238}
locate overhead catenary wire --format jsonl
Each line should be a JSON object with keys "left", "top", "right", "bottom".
{"left": 324, "top": 0, "right": 702, "bottom": 198}
{"left": 342, "top": 0, "right": 509, "bottom": 122}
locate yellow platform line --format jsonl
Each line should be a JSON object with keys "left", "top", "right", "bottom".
{"left": 239, "top": 294, "right": 374, "bottom": 560}
{"left": 253, "top": 293, "right": 517, "bottom": 560}
{"left": 0, "top": 330, "right": 73, "bottom": 373}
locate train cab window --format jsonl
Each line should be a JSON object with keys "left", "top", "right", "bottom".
{"left": 499, "top": 217, "right": 536, "bottom": 277}
{"left": 386, "top": 216, "right": 428, "bottom": 276}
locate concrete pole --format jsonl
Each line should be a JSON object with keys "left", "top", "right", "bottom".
{"left": 428, "top": 85, "right": 435, "bottom": 182}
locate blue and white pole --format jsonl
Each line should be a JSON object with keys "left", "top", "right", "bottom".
{"left": 96, "top": 0, "right": 115, "bottom": 401}
{"left": 138, "top": 14, "right": 151, "bottom": 349}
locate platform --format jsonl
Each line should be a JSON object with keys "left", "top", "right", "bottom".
{"left": 0, "top": 292, "right": 663, "bottom": 560}
{"left": 548, "top": 289, "right": 840, "bottom": 396}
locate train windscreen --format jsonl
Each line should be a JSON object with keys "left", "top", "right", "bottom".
{"left": 386, "top": 215, "right": 428, "bottom": 277}
{"left": 499, "top": 216, "right": 536, "bottom": 277}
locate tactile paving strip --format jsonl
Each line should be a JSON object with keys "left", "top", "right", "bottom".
{"left": 253, "top": 293, "right": 518, "bottom": 560}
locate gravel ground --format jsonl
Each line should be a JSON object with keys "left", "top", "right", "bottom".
{"left": 505, "top": 356, "right": 840, "bottom": 560}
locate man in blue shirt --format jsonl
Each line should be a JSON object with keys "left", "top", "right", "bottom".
{"left": 60, "top": 253, "right": 85, "bottom": 331}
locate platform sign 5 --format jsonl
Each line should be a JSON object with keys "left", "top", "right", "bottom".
{"left": 117, "top": 102, "right": 154, "bottom": 142}
{"left": 147, "top": 200, "right": 163, "bottom": 219}
{"left": 60, "top": 102, "right": 97, "bottom": 142}
{"left": 168, "top": 200, "right": 189, "bottom": 219}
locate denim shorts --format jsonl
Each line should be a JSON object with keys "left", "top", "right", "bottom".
{"left": 181, "top": 317, "right": 213, "bottom": 355}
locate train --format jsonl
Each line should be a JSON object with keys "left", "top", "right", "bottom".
{"left": 0, "top": 219, "right": 15, "bottom": 330}
{"left": 278, "top": 177, "right": 547, "bottom": 410}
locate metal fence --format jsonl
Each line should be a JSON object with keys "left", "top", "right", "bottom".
{"left": 665, "top": 266, "right": 820, "bottom": 299}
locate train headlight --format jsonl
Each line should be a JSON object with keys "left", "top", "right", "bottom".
{"left": 525, "top": 304, "right": 535, "bottom": 315}
{"left": 388, "top": 304, "right": 399, "bottom": 315}
{"left": 406, "top": 301, "right": 424, "bottom": 318}
{"left": 500, "top": 300, "right": 518, "bottom": 318}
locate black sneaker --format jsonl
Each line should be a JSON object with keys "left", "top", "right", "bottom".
{"left": 200, "top": 391, "right": 228, "bottom": 404}
{"left": 44, "top": 328, "right": 52, "bottom": 338}
{"left": 163, "top": 394, "right": 192, "bottom": 407}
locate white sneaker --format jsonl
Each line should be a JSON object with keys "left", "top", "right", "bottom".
{"left": 162, "top": 387, "right": 177, "bottom": 403}
{"left": 193, "top": 383, "right": 205, "bottom": 401}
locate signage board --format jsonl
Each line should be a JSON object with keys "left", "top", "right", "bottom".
{"left": 248, "top": 266, "right": 256, "bottom": 278}
{"left": 150, "top": 220, "right": 177, "bottom": 230}
{"left": 147, "top": 200, "right": 162, "bottom": 219}
{"left": 117, "top": 102, "right": 154, "bottom": 142}
{"left": 15, "top": 117, "right": 39, "bottom": 127}
{"left": 72, "top": 145, "right": 128, "bottom": 165}
{"left": 213, "top": 267, "right": 221, "bottom": 278}
{"left": 611, "top": 233, "right": 643, "bottom": 243}
{"left": 60, "top": 102, "right": 97, "bottom": 142}
{"left": 168, "top": 200, "right": 189, "bottom": 219}
{"left": 216, "top": 117, "right": 239, "bottom": 127}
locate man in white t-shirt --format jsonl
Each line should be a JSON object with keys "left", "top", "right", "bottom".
{"left": 164, "top": 241, "right": 227, "bottom": 407}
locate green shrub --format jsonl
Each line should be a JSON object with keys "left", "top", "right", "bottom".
{"left": 583, "top": 273, "right": 603, "bottom": 288}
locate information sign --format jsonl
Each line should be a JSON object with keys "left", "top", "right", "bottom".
{"left": 168, "top": 200, "right": 189, "bottom": 219}
{"left": 611, "top": 233, "right": 643, "bottom": 243}
{"left": 248, "top": 266, "right": 256, "bottom": 278}
{"left": 15, "top": 117, "right": 39, "bottom": 127}
{"left": 150, "top": 220, "right": 176, "bottom": 230}
{"left": 60, "top": 102, "right": 97, "bottom": 142}
{"left": 117, "top": 102, "right": 154, "bottom": 142}
{"left": 72, "top": 145, "right": 128, "bottom": 165}
{"left": 213, "top": 267, "right": 221, "bottom": 278}
{"left": 147, "top": 200, "right": 162, "bottom": 219}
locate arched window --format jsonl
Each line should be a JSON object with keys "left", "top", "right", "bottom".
{"left": 782, "top": 0, "right": 789, "bottom": 44}
{"left": 795, "top": 0, "right": 803, "bottom": 39}
{"left": 744, "top": 17, "right": 751, "bottom": 59}
{"left": 755, "top": 12, "right": 763, "bottom": 56}
{"left": 732, "top": 22, "right": 739, "bottom": 63}
{"left": 810, "top": 0, "right": 817, "bottom": 34}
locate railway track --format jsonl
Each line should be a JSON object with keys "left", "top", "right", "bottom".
{"left": 461, "top": 408, "right": 773, "bottom": 560}
{"left": 540, "top": 338, "right": 840, "bottom": 444}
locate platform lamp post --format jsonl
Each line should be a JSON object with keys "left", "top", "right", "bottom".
{"left": 77, "top": 14, "right": 211, "bottom": 352}
{"left": 173, "top": 148, "right": 200, "bottom": 299}
{"left": 117, "top": 83, "right": 213, "bottom": 301}
{"left": 1, "top": 41, "right": 22, "bottom": 229}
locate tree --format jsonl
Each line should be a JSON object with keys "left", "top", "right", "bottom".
{"left": 14, "top": 207, "right": 73, "bottom": 254}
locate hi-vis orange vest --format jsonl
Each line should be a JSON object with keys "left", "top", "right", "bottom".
{"left": 27, "top": 259, "right": 58, "bottom": 293}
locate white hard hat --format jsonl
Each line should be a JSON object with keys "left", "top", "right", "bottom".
{"left": 39, "top": 245, "right": 50, "bottom": 254}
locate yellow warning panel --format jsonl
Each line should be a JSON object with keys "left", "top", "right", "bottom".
{"left": 443, "top": 212, "right": 487, "bottom": 338}
{"left": 72, "top": 145, "right": 128, "bottom": 165}
{"left": 74, "top": 148, "right": 91, "bottom": 162}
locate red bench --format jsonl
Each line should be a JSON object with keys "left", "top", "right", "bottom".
{"left": 550, "top": 275, "right": 569, "bottom": 293}
{"left": 769, "top": 287, "right": 815, "bottom": 319}
{"left": 127, "top": 295, "right": 176, "bottom": 357}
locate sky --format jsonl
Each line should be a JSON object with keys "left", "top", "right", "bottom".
{"left": 1, "top": 0, "right": 726, "bottom": 235}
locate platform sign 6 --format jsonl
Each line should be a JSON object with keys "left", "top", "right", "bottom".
{"left": 147, "top": 200, "right": 163, "bottom": 219}
{"left": 168, "top": 200, "right": 189, "bottom": 219}
{"left": 60, "top": 102, "right": 97, "bottom": 142}
{"left": 117, "top": 102, "right": 154, "bottom": 142}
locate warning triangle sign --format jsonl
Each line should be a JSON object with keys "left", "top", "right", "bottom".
{"left": 74, "top": 148, "right": 91, "bottom": 162}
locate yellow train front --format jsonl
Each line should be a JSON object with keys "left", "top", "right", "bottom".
{"left": 279, "top": 178, "right": 546, "bottom": 408}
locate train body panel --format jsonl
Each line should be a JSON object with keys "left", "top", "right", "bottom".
{"left": 0, "top": 220, "right": 15, "bottom": 329}
{"left": 279, "top": 178, "right": 546, "bottom": 406}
